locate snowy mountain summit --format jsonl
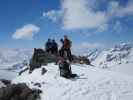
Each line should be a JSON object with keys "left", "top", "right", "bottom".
{"left": 91, "top": 43, "right": 133, "bottom": 68}
{"left": 1, "top": 43, "right": 132, "bottom": 100}
{"left": 13, "top": 63, "right": 133, "bottom": 100}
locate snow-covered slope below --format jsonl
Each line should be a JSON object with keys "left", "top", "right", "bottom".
{"left": 110, "top": 63, "right": 133, "bottom": 76}
{"left": 0, "top": 48, "right": 33, "bottom": 66}
{"left": 0, "top": 48, "right": 33, "bottom": 79}
{"left": 0, "top": 70, "right": 18, "bottom": 80}
{"left": 91, "top": 43, "right": 133, "bottom": 68}
{"left": 13, "top": 63, "right": 133, "bottom": 100}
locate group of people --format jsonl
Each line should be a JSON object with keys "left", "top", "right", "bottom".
{"left": 45, "top": 35, "right": 73, "bottom": 61}
{"left": 45, "top": 39, "right": 58, "bottom": 54}
{"left": 45, "top": 35, "right": 75, "bottom": 78}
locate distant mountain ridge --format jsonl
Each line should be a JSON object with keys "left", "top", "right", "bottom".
{"left": 0, "top": 48, "right": 33, "bottom": 66}
{"left": 0, "top": 43, "right": 133, "bottom": 69}
{"left": 89, "top": 43, "right": 133, "bottom": 68}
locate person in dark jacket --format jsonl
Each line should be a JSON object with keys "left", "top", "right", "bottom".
{"left": 59, "top": 38, "right": 64, "bottom": 57}
{"left": 45, "top": 38, "right": 52, "bottom": 53}
{"left": 51, "top": 39, "right": 58, "bottom": 54}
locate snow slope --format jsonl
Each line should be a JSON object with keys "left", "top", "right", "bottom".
{"left": 111, "top": 63, "right": 133, "bottom": 76}
{"left": 0, "top": 48, "right": 33, "bottom": 79}
{"left": 13, "top": 63, "right": 133, "bottom": 100}
{"left": 1, "top": 43, "right": 133, "bottom": 100}
{"left": 87, "top": 49, "right": 101, "bottom": 62}
{"left": 0, "top": 48, "right": 33, "bottom": 66}
{"left": 91, "top": 43, "right": 133, "bottom": 68}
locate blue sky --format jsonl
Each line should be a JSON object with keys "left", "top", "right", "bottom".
{"left": 0, "top": 0, "right": 133, "bottom": 53}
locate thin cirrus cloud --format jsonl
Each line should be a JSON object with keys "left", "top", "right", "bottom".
{"left": 12, "top": 24, "right": 40, "bottom": 40}
{"left": 43, "top": 0, "right": 133, "bottom": 32}
{"left": 43, "top": 10, "right": 63, "bottom": 22}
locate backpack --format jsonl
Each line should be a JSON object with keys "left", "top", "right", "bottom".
{"left": 59, "top": 60, "right": 72, "bottom": 77}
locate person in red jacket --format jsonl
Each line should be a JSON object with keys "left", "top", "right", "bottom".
{"left": 63, "top": 35, "right": 73, "bottom": 61}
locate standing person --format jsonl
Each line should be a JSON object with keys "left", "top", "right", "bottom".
{"left": 59, "top": 38, "right": 64, "bottom": 57}
{"left": 51, "top": 39, "right": 58, "bottom": 54}
{"left": 45, "top": 38, "right": 52, "bottom": 53}
{"left": 63, "top": 35, "right": 73, "bottom": 61}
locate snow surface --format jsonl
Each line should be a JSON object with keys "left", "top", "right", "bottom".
{"left": 110, "top": 63, "right": 133, "bottom": 76}
{"left": 13, "top": 63, "right": 133, "bottom": 100}
{"left": 0, "top": 48, "right": 33, "bottom": 79}
{"left": 0, "top": 48, "right": 33, "bottom": 66}
{"left": 91, "top": 43, "right": 133, "bottom": 68}
{"left": 0, "top": 70, "right": 18, "bottom": 80}
{"left": 1, "top": 43, "right": 133, "bottom": 100}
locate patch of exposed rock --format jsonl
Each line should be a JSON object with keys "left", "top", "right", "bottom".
{"left": 0, "top": 79, "right": 42, "bottom": 100}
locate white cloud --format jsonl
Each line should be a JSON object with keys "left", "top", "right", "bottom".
{"left": 43, "top": 10, "right": 63, "bottom": 22}
{"left": 108, "top": 1, "right": 133, "bottom": 18}
{"left": 62, "top": 0, "right": 107, "bottom": 30}
{"left": 12, "top": 24, "right": 40, "bottom": 40}
{"left": 42, "top": 0, "right": 133, "bottom": 32}
{"left": 42, "top": 0, "right": 107, "bottom": 31}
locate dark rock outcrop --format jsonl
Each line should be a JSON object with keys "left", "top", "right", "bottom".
{"left": 0, "top": 79, "right": 11, "bottom": 86}
{"left": 29, "top": 48, "right": 58, "bottom": 72}
{"left": 0, "top": 82, "right": 42, "bottom": 100}
{"left": 73, "top": 55, "right": 90, "bottom": 65}
{"left": 30, "top": 48, "right": 90, "bottom": 65}
{"left": 19, "top": 67, "right": 29, "bottom": 75}
{"left": 41, "top": 68, "right": 47, "bottom": 75}
{"left": 33, "top": 83, "right": 41, "bottom": 88}
{"left": 28, "top": 48, "right": 91, "bottom": 73}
